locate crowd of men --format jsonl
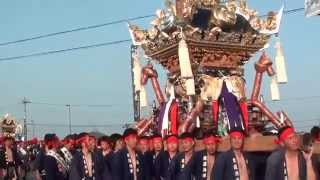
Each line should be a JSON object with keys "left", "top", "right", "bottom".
{"left": 0, "top": 126, "right": 320, "bottom": 180}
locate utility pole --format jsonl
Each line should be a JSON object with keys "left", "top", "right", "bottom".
{"left": 31, "top": 119, "right": 35, "bottom": 138}
{"left": 22, "top": 97, "right": 31, "bottom": 141}
{"left": 66, "top": 104, "right": 72, "bottom": 134}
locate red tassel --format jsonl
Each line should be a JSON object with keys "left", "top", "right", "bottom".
{"left": 239, "top": 100, "right": 249, "bottom": 131}
{"left": 169, "top": 100, "right": 179, "bottom": 135}
{"left": 212, "top": 101, "right": 219, "bottom": 127}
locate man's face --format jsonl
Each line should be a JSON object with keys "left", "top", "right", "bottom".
{"left": 89, "top": 137, "right": 96, "bottom": 150}
{"left": 205, "top": 143, "right": 217, "bottom": 155}
{"left": 115, "top": 139, "right": 124, "bottom": 151}
{"left": 65, "top": 140, "right": 75, "bottom": 151}
{"left": 125, "top": 135, "right": 138, "bottom": 150}
{"left": 81, "top": 136, "right": 90, "bottom": 149}
{"left": 52, "top": 140, "right": 61, "bottom": 150}
{"left": 181, "top": 139, "right": 194, "bottom": 153}
{"left": 100, "top": 141, "right": 110, "bottom": 151}
{"left": 230, "top": 136, "right": 244, "bottom": 150}
{"left": 153, "top": 139, "right": 163, "bottom": 152}
{"left": 283, "top": 133, "right": 300, "bottom": 151}
{"left": 166, "top": 142, "right": 178, "bottom": 153}
{"left": 149, "top": 140, "right": 154, "bottom": 151}
{"left": 194, "top": 139, "right": 205, "bottom": 152}
{"left": 138, "top": 140, "right": 149, "bottom": 153}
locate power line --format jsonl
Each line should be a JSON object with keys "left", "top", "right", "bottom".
{"left": 0, "top": 14, "right": 154, "bottom": 46}
{"left": 265, "top": 96, "right": 320, "bottom": 103}
{"left": 26, "top": 121, "right": 316, "bottom": 130}
{"left": 0, "top": 39, "right": 131, "bottom": 62}
{"left": 284, "top": 7, "right": 305, "bottom": 15}
{"left": 31, "top": 101, "right": 116, "bottom": 108}
{"left": 0, "top": 7, "right": 304, "bottom": 48}
{"left": 26, "top": 122, "right": 126, "bottom": 127}
{"left": 258, "top": 7, "right": 304, "bottom": 17}
{"left": 295, "top": 124, "right": 315, "bottom": 130}
{"left": 28, "top": 95, "right": 320, "bottom": 107}
{"left": 293, "top": 118, "right": 319, "bottom": 123}
{"left": 0, "top": 8, "right": 306, "bottom": 62}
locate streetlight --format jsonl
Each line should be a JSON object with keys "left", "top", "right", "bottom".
{"left": 22, "top": 97, "right": 31, "bottom": 140}
{"left": 66, "top": 104, "right": 72, "bottom": 134}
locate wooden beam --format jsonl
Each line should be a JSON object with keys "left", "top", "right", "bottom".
{"left": 217, "top": 136, "right": 278, "bottom": 152}
{"left": 200, "top": 135, "right": 320, "bottom": 154}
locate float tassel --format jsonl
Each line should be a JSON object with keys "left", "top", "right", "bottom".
{"left": 178, "top": 38, "right": 195, "bottom": 95}
{"left": 196, "top": 117, "right": 200, "bottom": 128}
{"left": 275, "top": 40, "right": 288, "bottom": 84}
{"left": 270, "top": 77, "right": 280, "bottom": 101}
{"left": 185, "top": 79, "right": 196, "bottom": 96}
{"left": 168, "top": 82, "right": 175, "bottom": 99}
{"left": 133, "top": 56, "right": 142, "bottom": 91}
{"left": 132, "top": 51, "right": 148, "bottom": 107}
{"left": 178, "top": 39, "right": 193, "bottom": 77}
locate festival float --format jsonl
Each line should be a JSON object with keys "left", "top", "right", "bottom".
{"left": 128, "top": 0, "right": 318, "bottom": 152}
{"left": 0, "top": 114, "right": 22, "bottom": 139}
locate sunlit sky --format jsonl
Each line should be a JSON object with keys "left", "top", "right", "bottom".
{"left": 0, "top": 0, "right": 319, "bottom": 138}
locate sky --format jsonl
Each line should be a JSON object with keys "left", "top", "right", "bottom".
{"left": 0, "top": 0, "right": 319, "bottom": 139}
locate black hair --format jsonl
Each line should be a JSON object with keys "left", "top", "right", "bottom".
{"left": 193, "top": 128, "right": 204, "bottom": 140}
{"left": 122, "top": 128, "right": 138, "bottom": 138}
{"left": 109, "top": 133, "right": 123, "bottom": 150}
{"left": 310, "top": 126, "right": 320, "bottom": 140}
{"left": 110, "top": 133, "right": 122, "bottom": 141}
{"left": 152, "top": 134, "right": 162, "bottom": 139}
{"left": 179, "top": 132, "right": 194, "bottom": 139}
{"left": 302, "top": 133, "right": 313, "bottom": 146}
{"left": 203, "top": 131, "right": 218, "bottom": 139}
{"left": 77, "top": 132, "right": 89, "bottom": 140}
{"left": 44, "top": 133, "right": 58, "bottom": 149}
{"left": 44, "top": 133, "right": 57, "bottom": 143}
{"left": 98, "top": 136, "right": 111, "bottom": 146}
{"left": 139, "top": 136, "right": 149, "bottom": 140}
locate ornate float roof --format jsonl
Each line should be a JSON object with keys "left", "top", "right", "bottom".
{"left": 0, "top": 114, "right": 18, "bottom": 137}
{"left": 129, "top": 0, "right": 282, "bottom": 73}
